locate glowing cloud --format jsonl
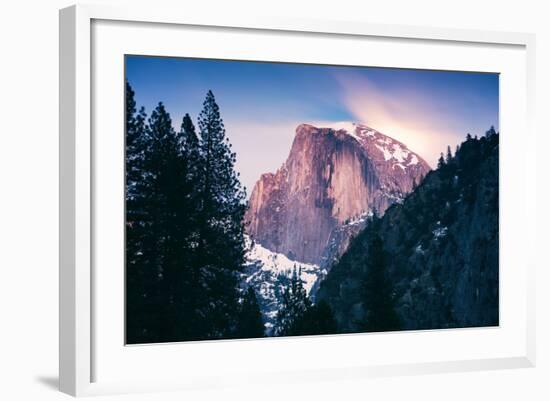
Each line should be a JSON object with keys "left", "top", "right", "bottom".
{"left": 334, "top": 71, "right": 473, "bottom": 167}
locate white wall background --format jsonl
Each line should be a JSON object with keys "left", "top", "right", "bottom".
{"left": 0, "top": 0, "right": 547, "bottom": 400}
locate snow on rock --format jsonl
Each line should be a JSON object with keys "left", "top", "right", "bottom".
{"left": 345, "top": 210, "right": 374, "bottom": 227}
{"left": 432, "top": 221, "right": 448, "bottom": 239}
{"left": 375, "top": 143, "right": 393, "bottom": 161}
{"left": 242, "top": 236, "right": 321, "bottom": 334}
{"left": 328, "top": 122, "right": 426, "bottom": 173}
{"left": 245, "top": 236, "right": 319, "bottom": 294}
{"left": 328, "top": 121, "right": 359, "bottom": 138}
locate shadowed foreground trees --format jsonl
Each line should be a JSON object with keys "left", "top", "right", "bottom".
{"left": 274, "top": 268, "right": 338, "bottom": 337}
{"left": 358, "top": 221, "right": 401, "bottom": 332}
{"left": 125, "top": 83, "right": 261, "bottom": 343}
{"left": 236, "top": 287, "right": 265, "bottom": 338}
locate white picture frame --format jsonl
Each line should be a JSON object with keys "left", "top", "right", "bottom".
{"left": 59, "top": 3, "right": 536, "bottom": 397}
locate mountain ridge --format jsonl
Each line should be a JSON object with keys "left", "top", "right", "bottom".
{"left": 245, "top": 122, "right": 431, "bottom": 264}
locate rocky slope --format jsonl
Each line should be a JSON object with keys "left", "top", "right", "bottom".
{"left": 316, "top": 130, "right": 499, "bottom": 331}
{"left": 309, "top": 211, "right": 372, "bottom": 301}
{"left": 245, "top": 123, "right": 431, "bottom": 265}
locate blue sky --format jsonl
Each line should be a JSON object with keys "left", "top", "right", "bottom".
{"left": 126, "top": 55, "right": 499, "bottom": 193}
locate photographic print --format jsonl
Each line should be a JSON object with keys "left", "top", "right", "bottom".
{"left": 125, "top": 56, "right": 499, "bottom": 344}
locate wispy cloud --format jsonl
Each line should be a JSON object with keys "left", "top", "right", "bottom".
{"left": 334, "top": 72, "right": 467, "bottom": 167}
{"left": 128, "top": 55, "right": 497, "bottom": 179}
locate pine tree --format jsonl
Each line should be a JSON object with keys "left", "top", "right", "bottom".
{"left": 236, "top": 287, "right": 265, "bottom": 338}
{"left": 437, "top": 152, "right": 445, "bottom": 169}
{"left": 176, "top": 114, "right": 201, "bottom": 269}
{"left": 180, "top": 113, "right": 201, "bottom": 170}
{"left": 125, "top": 81, "right": 152, "bottom": 344}
{"left": 295, "top": 300, "right": 338, "bottom": 335}
{"left": 125, "top": 81, "right": 148, "bottom": 203}
{"left": 485, "top": 126, "right": 497, "bottom": 137}
{"left": 125, "top": 82, "right": 149, "bottom": 252}
{"left": 168, "top": 113, "right": 204, "bottom": 340}
{"left": 274, "top": 267, "right": 311, "bottom": 336}
{"left": 139, "top": 102, "right": 186, "bottom": 342}
{"left": 359, "top": 228, "right": 401, "bottom": 332}
{"left": 446, "top": 145, "right": 453, "bottom": 164}
{"left": 195, "top": 90, "right": 248, "bottom": 338}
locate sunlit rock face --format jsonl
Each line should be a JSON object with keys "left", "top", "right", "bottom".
{"left": 246, "top": 123, "right": 431, "bottom": 264}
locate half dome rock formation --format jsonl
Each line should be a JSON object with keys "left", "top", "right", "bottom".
{"left": 245, "top": 123, "right": 431, "bottom": 264}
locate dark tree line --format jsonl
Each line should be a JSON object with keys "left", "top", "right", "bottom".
{"left": 273, "top": 267, "right": 338, "bottom": 337}
{"left": 125, "top": 82, "right": 264, "bottom": 343}
{"left": 357, "top": 217, "right": 401, "bottom": 332}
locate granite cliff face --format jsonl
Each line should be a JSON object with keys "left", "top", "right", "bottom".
{"left": 245, "top": 123, "right": 431, "bottom": 264}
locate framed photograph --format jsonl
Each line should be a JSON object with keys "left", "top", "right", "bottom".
{"left": 59, "top": 4, "right": 536, "bottom": 396}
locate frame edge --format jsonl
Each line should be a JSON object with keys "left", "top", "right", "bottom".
{"left": 59, "top": 5, "right": 77, "bottom": 396}
{"left": 524, "top": 33, "right": 537, "bottom": 368}
{"left": 60, "top": 4, "right": 93, "bottom": 396}
{"left": 61, "top": 3, "right": 537, "bottom": 395}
